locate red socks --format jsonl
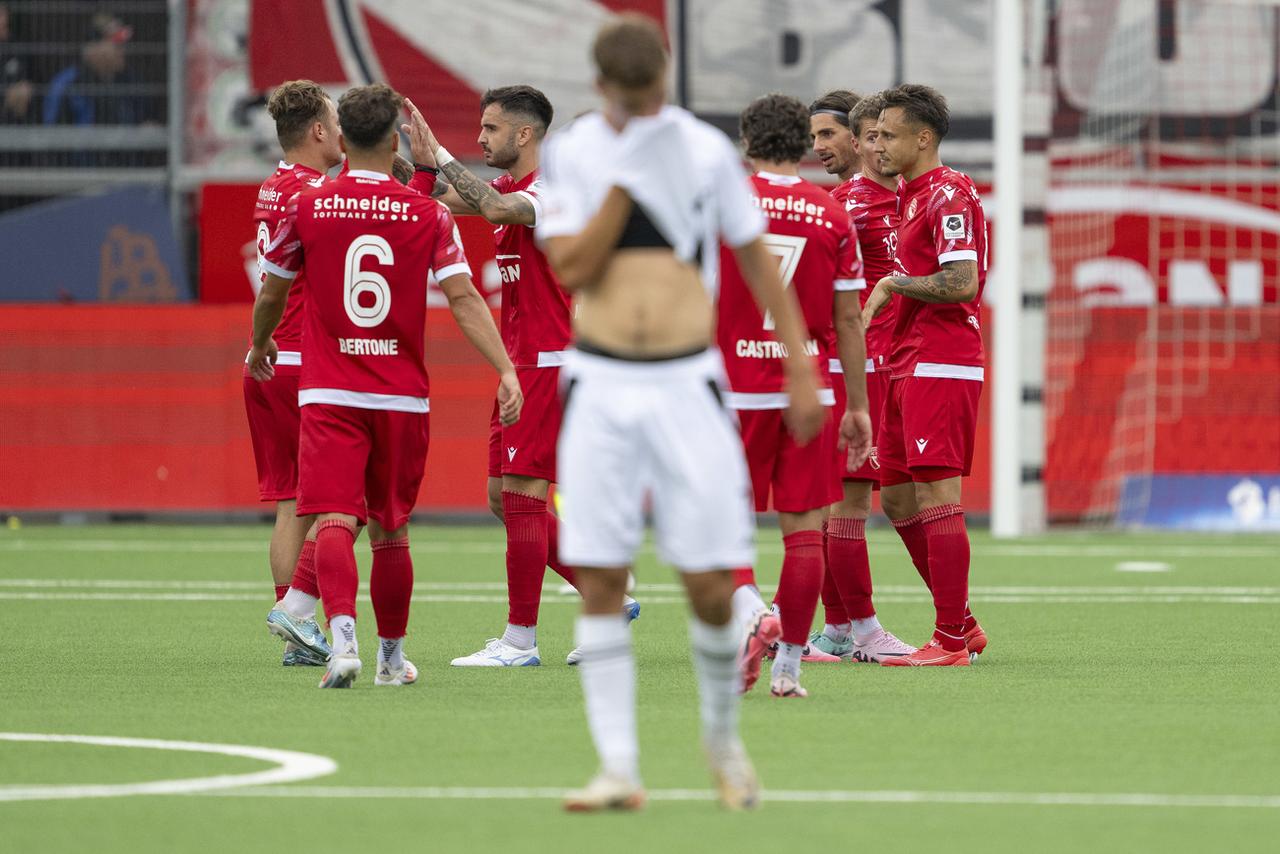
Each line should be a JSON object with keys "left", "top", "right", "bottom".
{"left": 289, "top": 538, "right": 319, "bottom": 598}
{"left": 774, "top": 530, "right": 825, "bottom": 646}
{"left": 919, "top": 504, "right": 969, "bottom": 651}
{"left": 503, "top": 491, "right": 555, "bottom": 627}
{"left": 819, "top": 523, "right": 847, "bottom": 626}
{"left": 315, "top": 519, "right": 358, "bottom": 623}
{"left": 826, "top": 517, "right": 875, "bottom": 621}
{"left": 732, "top": 567, "right": 757, "bottom": 589}
{"left": 891, "top": 512, "right": 933, "bottom": 589}
{"left": 274, "top": 584, "right": 288, "bottom": 602}
{"left": 544, "top": 508, "right": 577, "bottom": 588}
{"left": 370, "top": 536, "right": 413, "bottom": 639}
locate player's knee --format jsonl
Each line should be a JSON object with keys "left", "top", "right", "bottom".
{"left": 486, "top": 478, "right": 505, "bottom": 520}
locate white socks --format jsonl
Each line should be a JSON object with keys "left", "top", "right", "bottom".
{"left": 281, "top": 587, "right": 318, "bottom": 620}
{"left": 731, "top": 584, "right": 768, "bottom": 630}
{"left": 852, "top": 615, "right": 882, "bottom": 640}
{"left": 823, "top": 621, "right": 853, "bottom": 641}
{"left": 330, "top": 615, "right": 357, "bottom": 655}
{"left": 378, "top": 636, "right": 404, "bottom": 670}
{"left": 772, "top": 641, "right": 803, "bottom": 680}
{"left": 502, "top": 623, "right": 537, "bottom": 650}
{"left": 689, "top": 618, "right": 742, "bottom": 753}
{"left": 575, "top": 614, "right": 639, "bottom": 784}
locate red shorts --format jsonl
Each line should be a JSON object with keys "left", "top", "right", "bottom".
{"left": 737, "top": 408, "right": 841, "bottom": 513}
{"left": 243, "top": 367, "right": 301, "bottom": 502}
{"left": 831, "top": 365, "right": 890, "bottom": 484}
{"left": 487, "top": 365, "right": 562, "bottom": 481}
{"left": 296, "top": 403, "right": 430, "bottom": 530}
{"left": 877, "top": 374, "right": 982, "bottom": 486}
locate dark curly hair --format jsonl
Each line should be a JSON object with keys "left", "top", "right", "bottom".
{"left": 879, "top": 83, "right": 949, "bottom": 140}
{"left": 739, "top": 93, "right": 810, "bottom": 164}
{"left": 337, "top": 83, "right": 403, "bottom": 150}
{"left": 267, "top": 80, "right": 330, "bottom": 150}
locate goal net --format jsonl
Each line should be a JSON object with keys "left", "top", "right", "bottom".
{"left": 1042, "top": 0, "right": 1280, "bottom": 529}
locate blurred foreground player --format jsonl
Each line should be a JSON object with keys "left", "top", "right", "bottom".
{"left": 246, "top": 80, "right": 342, "bottom": 667}
{"left": 863, "top": 84, "right": 989, "bottom": 666}
{"left": 808, "top": 92, "right": 916, "bottom": 663}
{"left": 401, "top": 87, "right": 639, "bottom": 667}
{"left": 538, "top": 16, "right": 824, "bottom": 811}
{"left": 720, "top": 94, "right": 872, "bottom": 698}
{"left": 251, "top": 84, "right": 522, "bottom": 688}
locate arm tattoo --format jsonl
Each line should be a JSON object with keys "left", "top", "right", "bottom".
{"left": 888, "top": 261, "right": 976, "bottom": 303}
{"left": 431, "top": 180, "right": 449, "bottom": 199}
{"left": 438, "top": 159, "right": 535, "bottom": 224}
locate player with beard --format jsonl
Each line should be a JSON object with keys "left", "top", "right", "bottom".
{"left": 806, "top": 92, "right": 917, "bottom": 664}
{"left": 863, "top": 84, "right": 989, "bottom": 666}
{"left": 809, "top": 90, "right": 860, "bottom": 184}
{"left": 403, "top": 87, "right": 639, "bottom": 668}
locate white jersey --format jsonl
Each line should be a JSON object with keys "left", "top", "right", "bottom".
{"left": 537, "top": 105, "right": 765, "bottom": 294}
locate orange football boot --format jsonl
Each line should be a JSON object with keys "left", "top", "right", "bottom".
{"left": 880, "top": 638, "right": 970, "bottom": 667}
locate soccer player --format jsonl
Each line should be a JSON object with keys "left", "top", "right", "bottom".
{"left": 862, "top": 84, "right": 989, "bottom": 666}
{"left": 251, "top": 83, "right": 523, "bottom": 688}
{"left": 537, "top": 15, "right": 824, "bottom": 811}
{"left": 719, "top": 94, "right": 873, "bottom": 699}
{"left": 400, "top": 87, "right": 638, "bottom": 667}
{"left": 809, "top": 89, "right": 861, "bottom": 183}
{"left": 807, "top": 92, "right": 917, "bottom": 663}
{"left": 245, "top": 80, "right": 342, "bottom": 667}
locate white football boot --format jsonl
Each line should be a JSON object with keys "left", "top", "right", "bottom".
{"left": 450, "top": 638, "right": 541, "bottom": 667}
{"left": 374, "top": 658, "right": 419, "bottom": 686}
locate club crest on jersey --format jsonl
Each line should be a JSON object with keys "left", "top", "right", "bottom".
{"left": 869, "top": 446, "right": 880, "bottom": 470}
{"left": 942, "top": 213, "right": 966, "bottom": 240}
{"left": 906, "top": 198, "right": 918, "bottom": 220}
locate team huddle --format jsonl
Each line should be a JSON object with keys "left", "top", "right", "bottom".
{"left": 243, "top": 14, "right": 988, "bottom": 812}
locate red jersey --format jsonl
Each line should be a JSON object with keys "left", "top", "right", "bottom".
{"left": 252, "top": 161, "right": 328, "bottom": 358}
{"left": 262, "top": 168, "right": 471, "bottom": 411}
{"left": 833, "top": 173, "right": 899, "bottom": 371}
{"left": 717, "top": 171, "right": 864, "bottom": 405}
{"left": 889, "top": 164, "right": 988, "bottom": 378}
{"left": 490, "top": 170, "right": 571, "bottom": 368}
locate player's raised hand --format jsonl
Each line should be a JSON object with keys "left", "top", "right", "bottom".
{"left": 246, "top": 339, "right": 278, "bottom": 382}
{"left": 400, "top": 99, "right": 439, "bottom": 168}
{"left": 839, "top": 407, "right": 873, "bottom": 470}
{"left": 497, "top": 370, "right": 523, "bottom": 426}
{"left": 862, "top": 277, "right": 895, "bottom": 326}
{"left": 782, "top": 367, "right": 826, "bottom": 446}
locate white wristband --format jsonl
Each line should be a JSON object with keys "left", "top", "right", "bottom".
{"left": 435, "top": 147, "right": 455, "bottom": 167}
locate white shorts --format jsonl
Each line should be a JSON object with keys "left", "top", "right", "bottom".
{"left": 556, "top": 347, "right": 756, "bottom": 572}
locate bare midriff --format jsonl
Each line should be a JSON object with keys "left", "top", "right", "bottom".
{"left": 572, "top": 249, "right": 712, "bottom": 357}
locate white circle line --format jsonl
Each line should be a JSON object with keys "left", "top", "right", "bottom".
{"left": 0, "top": 733, "right": 337, "bottom": 802}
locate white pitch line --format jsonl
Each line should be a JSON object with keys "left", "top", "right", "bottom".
{"left": 0, "top": 733, "right": 336, "bottom": 802}
{"left": 5, "top": 579, "right": 1278, "bottom": 596}
{"left": 3, "top": 592, "right": 1278, "bottom": 605}
{"left": 200, "top": 784, "right": 1280, "bottom": 810}
{"left": 2, "top": 539, "right": 1276, "bottom": 559}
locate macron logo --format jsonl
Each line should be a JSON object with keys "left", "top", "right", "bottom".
{"left": 916, "top": 439, "right": 929, "bottom": 452}
{"left": 942, "top": 185, "right": 956, "bottom": 201}
{"left": 507, "top": 447, "right": 517, "bottom": 462}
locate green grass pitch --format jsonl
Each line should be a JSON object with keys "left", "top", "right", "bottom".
{"left": 2, "top": 523, "right": 1278, "bottom": 853}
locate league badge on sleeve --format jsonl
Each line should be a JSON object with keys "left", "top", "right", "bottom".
{"left": 942, "top": 212, "right": 967, "bottom": 240}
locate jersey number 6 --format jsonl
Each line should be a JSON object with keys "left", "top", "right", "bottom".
{"left": 344, "top": 234, "right": 394, "bottom": 328}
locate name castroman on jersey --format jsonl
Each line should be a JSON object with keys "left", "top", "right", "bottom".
{"left": 734, "top": 338, "right": 821, "bottom": 359}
